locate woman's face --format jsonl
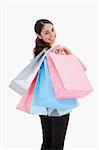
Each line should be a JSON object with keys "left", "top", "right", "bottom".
{"left": 37, "top": 23, "right": 56, "bottom": 47}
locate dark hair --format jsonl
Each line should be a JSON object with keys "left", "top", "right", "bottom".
{"left": 33, "top": 19, "right": 53, "bottom": 58}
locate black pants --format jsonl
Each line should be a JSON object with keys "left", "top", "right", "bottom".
{"left": 39, "top": 113, "right": 70, "bottom": 150}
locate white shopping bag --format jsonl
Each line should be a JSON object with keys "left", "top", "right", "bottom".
{"left": 9, "top": 45, "right": 60, "bottom": 95}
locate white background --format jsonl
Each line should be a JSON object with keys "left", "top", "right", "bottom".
{"left": 0, "top": 1, "right": 98, "bottom": 150}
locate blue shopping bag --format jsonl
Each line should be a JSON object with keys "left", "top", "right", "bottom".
{"left": 32, "top": 59, "right": 79, "bottom": 111}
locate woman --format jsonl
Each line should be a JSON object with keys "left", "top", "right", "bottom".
{"left": 33, "top": 19, "right": 86, "bottom": 150}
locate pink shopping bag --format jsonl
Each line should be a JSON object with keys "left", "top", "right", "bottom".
{"left": 46, "top": 52, "right": 93, "bottom": 98}
{"left": 16, "top": 73, "right": 38, "bottom": 113}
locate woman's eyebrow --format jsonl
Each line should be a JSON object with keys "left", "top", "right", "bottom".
{"left": 44, "top": 28, "right": 54, "bottom": 32}
{"left": 44, "top": 30, "right": 49, "bottom": 32}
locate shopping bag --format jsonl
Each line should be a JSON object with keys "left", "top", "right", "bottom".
{"left": 9, "top": 49, "right": 45, "bottom": 95}
{"left": 46, "top": 52, "right": 93, "bottom": 98}
{"left": 32, "top": 59, "right": 79, "bottom": 111}
{"left": 9, "top": 45, "right": 60, "bottom": 95}
{"left": 16, "top": 73, "right": 38, "bottom": 112}
{"left": 16, "top": 73, "right": 47, "bottom": 115}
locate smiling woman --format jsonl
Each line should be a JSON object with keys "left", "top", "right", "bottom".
{"left": 33, "top": 19, "right": 57, "bottom": 57}
{"left": 10, "top": 18, "right": 90, "bottom": 150}
{"left": 32, "top": 19, "right": 72, "bottom": 150}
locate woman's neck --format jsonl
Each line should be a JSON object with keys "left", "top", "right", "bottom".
{"left": 50, "top": 43, "right": 53, "bottom": 48}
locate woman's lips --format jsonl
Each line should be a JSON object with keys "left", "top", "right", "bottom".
{"left": 49, "top": 39, "right": 54, "bottom": 41}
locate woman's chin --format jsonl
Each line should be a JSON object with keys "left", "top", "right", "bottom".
{"left": 50, "top": 40, "right": 56, "bottom": 44}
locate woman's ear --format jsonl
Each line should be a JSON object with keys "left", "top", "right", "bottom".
{"left": 36, "top": 33, "right": 42, "bottom": 39}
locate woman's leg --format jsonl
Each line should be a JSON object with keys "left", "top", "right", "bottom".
{"left": 39, "top": 115, "right": 52, "bottom": 150}
{"left": 51, "top": 113, "right": 70, "bottom": 150}
{"left": 39, "top": 113, "right": 70, "bottom": 150}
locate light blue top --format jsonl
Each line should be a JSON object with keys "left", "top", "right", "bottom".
{"left": 46, "top": 107, "right": 72, "bottom": 116}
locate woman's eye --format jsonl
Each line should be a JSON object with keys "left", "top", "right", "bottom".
{"left": 45, "top": 32, "right": 48, "bottom": 34}
{"left": 52, "top": 28, "right": 55, "bottom": 32}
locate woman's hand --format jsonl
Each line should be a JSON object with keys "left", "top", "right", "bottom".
{"left": 54, "top": 46, "right": 73, "bottom": 55}
{"left": 62, "top": 46, "right": 73, "bottom": 55}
